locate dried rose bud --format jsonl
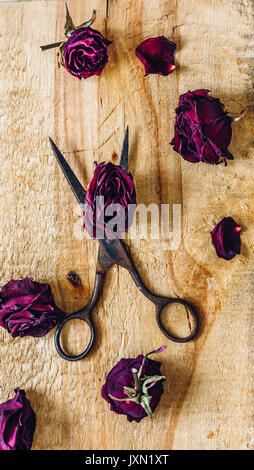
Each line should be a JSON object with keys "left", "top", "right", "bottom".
{"left": 83, "top": 162, "right": 136, "bottom": 239}
{"left": 64, "top": 27, "right": 112, "bottom": 80}
{"left": 171, "top": 89, "right": 246, "bottom": 165}
{"left": 0, "top": 277, "right": 65, "bottom": 338}
{"left": 41, "top": 6, "right": 111, "bottom": 80}
{"left": 101, "top": 346, "right": 166, "bottom": 422}
{"left": 211, "top": 217, "right": 241, "bottom": 260}
{"left": 0, "top": 388, "right": 36, "bottom": 450}
{"left": 136, "top": 36, "right": 176, "bottom": 76}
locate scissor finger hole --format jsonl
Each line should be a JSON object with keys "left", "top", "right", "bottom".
{"left": 58, "top": 318, "right": 92, "bottom": 358}
{"left": 159, "top": 302, "right": 196, "bottom": 340}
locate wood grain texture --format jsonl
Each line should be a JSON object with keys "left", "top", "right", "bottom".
{"left": 0, "top": 0, "right": 253, "bottom": 450}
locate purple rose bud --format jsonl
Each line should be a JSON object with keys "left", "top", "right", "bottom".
{"left": 0, "top": 388, "right": 36, "bottom": 450}
{"left": 136, "top": 36, "right": 176, "bottom": 76}
{"left": 64, "top": 26, "right": 112, "bottom": 80}
{"left": 0, "top": 277, "right": 65, "bottom": 338}
{"left": 83, "top": 162, "right": 136, "bottom": 239}
{"left": 211, "top": 217, "right": 241, "bottom": 260}
{"left": 171, "top": 89, "right": 245, "bottom": 165}
{"left": 40, "top": 7, "right": 112, "bottom": 80}
{"left": 101, "top": 348, "right": 166, "bottom": 422}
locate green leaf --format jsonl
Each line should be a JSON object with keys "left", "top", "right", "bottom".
{"left": 137, "top": 346, "right": 166, "bottom": 380}
{"left": 141, "top": 375, "right": 165, "bottom": 395}
{"left": 137, "top": 356, "right": 146, "bottom": 379}
{"left": 123, "top": 386, "right": 137, "bottom": 398}
{"left": 76, "top": 9, "right": 96, "bottom": 30}
{"left": 132, "top": 368, "right": 141, "bottom": 392}
{"left": 40, "top": 41, "right": 64, "bottom": 52}
{"left": 59, "top": 42, "right": 65, "bottom": 55}
{"left": 140, "top": 395, "right": 153, "bottom": 420}
{"left": 57, "top": 42, "right": 66, "bottom": 68}
{"left": 65, "top": 3, "right": 75, "bottom": 37}
{"left": 108, "top": 393, "right": 139, "bottom": 404}
{"left": 40, "top": 7, "right": 97, "bottom": 52}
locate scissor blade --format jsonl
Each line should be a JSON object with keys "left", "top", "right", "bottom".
{"left": 96, "top": 243, "right": 114, "bottom": 274}
{"left": 119, "top": 126, "right": 129, "bottom": 171}
{"left": 98, "top": 238, "right": 133, "bottom": 272}
{"left": 49, "top": 137, "right": 87, "bottom": 209}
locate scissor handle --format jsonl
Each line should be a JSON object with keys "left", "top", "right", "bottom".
{"left": 54, "top": 273, "right": 104, "bottom": 361}
{"left": 120, "top": 247, "right": 199, "bottom": 342}
{"left": 54, "top": 311, "right": 95, "bottom": 361}
{"left": 154, "top": 297, "right": 198, "bottom": 343}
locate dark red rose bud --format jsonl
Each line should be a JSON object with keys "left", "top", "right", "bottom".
{"left": 40, "top": 6, "right": 111, "bottom": 80}
{"left": 0, "top": 277, "right": 65, "bottom": 338}
{"left": 171, "top": 89, "right": 245, "bottom": 165}
{"left": 64, "top": 27, "right": 112, "bottom": 80}
{"left": 0, "top": 388, "right": 36, "bottom": 450}
{"left": 136, "top": 36, "right": 176, "bottom": 76}
{"left": 211, "top": 217, "right": 241, "bottom": 260}
{"left": 83, "top": 162, "right": 136, "bottom": 239}
{"left": 101, "top": 347, "right": 166, "bottom": 422}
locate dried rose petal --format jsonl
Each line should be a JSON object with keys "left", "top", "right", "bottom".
{"left": 83, "top": 162, "right": 136, "bottom": 239}
{"left": 135, "top": 36, "right": 176, "bottom": 76}
{"left": 171, "top": 89, "right": 245, "bottom": 165}
{"left": 0, "top": 388, "right": 36, "bottom": 450}
{"left": 211, "top": 217, "right": 241, "bottom": 260}
{"left": 101, "top": 348, "right": 166, "bottom": 423}
{"left": 64, "top": 27, "right": 112, "bottom": 80}
{"left": 0, "top": 277, "right": 65, "bottom": 337}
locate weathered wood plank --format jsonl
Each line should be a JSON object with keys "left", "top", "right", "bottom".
{"left": 0, "top": 0, "right": 253, "bottom": 450}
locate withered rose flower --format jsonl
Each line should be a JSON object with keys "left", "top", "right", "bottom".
{"left": 101, "top": 347, "right": 166, "bottom": 422}
{"left": 64, "top": 27, "right": 112, "bottom": 80}
{"left": 40, "top": 7, "right": 111, "bottom": 80}
{"left": 136, "top": 36, "right": 176, "bottom": 76}
{"left": 83, "top": 162, "right": 136, "bottom": 239}
{"left": 0, "top": 277, "right": 65, "bottom": 338}
{"left": 171, "top": 89, "right": 245, "bottom": 165}
{"left": 211, "top": 217, "right": 241, "bottom": 260}
{"left": 0, "top": 388, "right": 36, "bottom": 450}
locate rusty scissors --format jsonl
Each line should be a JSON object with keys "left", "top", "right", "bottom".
{"left": 49, "top": 128, "right": 198, "bottom": 361}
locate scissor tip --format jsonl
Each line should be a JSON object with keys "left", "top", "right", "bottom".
{"left": 49, "top": 137, "right": 57, "bottom": 153}
{"left": 124, "top": 126, "right": 129, "bottom": 141}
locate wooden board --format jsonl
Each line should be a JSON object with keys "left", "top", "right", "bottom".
{"left": 0, "top": 0, "right": 253, "bottom": 450}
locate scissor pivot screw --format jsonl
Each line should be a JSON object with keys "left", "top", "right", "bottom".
{"left": 105, "top": 238, "right": 115, "bottom": 245}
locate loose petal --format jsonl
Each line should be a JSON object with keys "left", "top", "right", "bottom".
{"left": 136, "top": 36, "right": 176, "bottom": 76}
{"left": 211, "top": 217, "right": 241, "bottom": 260}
